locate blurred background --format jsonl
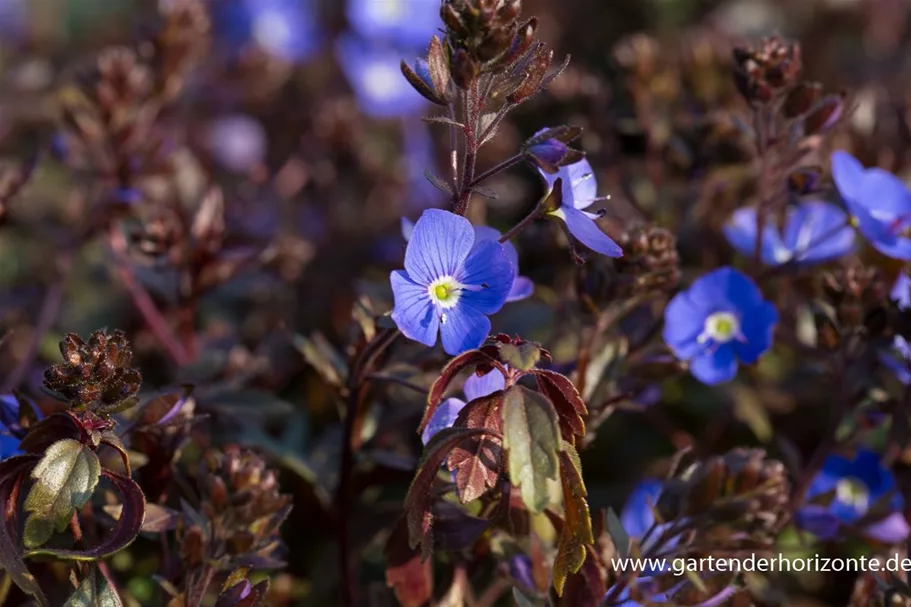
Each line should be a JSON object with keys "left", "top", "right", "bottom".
{"left": 2, "top": 0, "right": 911, "bottom": 605}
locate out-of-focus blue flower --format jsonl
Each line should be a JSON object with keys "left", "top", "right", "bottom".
{"left": 538, "top": 159, "right": 623, "bottom": 257}
{"left": 391, "top": 209, "right": 513, "bottom": 355}
{"left": 336, "top": 33, "right": 428, "bottom": 118}
{"left": 0, "top": 0, "right": 26, "bottom": 43}
{"left": 401, "top": 219, "right": 533, "bottom": 303}
{"left": 508, "top": 554, "right": 535, "bottom": 592}
{"left": 0, "top": 394, "right": 40, "bottom": 459}
{"left": 831, "top": 150, "right": 911, "bottom": 260}
{"left": 796, "top": 450, "right": 909, "bottom": 543}
{"left": 621, "top": 479, "right": 663, "bottom": 539}
{"left": 723, "top": 201, "right": 854, "bottom": 265}
{"left": 663, "top": 267, "right": 777, "bottom": 385}
{"left": 421, "top": 367, "right": 506, "bottom": 444}
{"left": 206, "top": 114, "right": 267, "bottom": 173}
{"left": 214, "top": 0, "right": 322, "bottom": 63}
{"left": 345, "top": 0, "right": 439, "bottom": 48}
{"left": 880, "top": 273, "right": 911, "bottom": 383}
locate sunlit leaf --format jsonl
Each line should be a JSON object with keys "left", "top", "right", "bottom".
{"left": 384, "top": 516, "right": 433, "bottom": 607}
{"left": 559, "top": 545, "right": 607, "bottom": 607}
{"left": 534, "top": 370, "right": 587, "bottom": 443}
{"left": 292, "top": 332, "right": 348, "bottom": 388}
{"left": 447, "top": 392, "right": 505, "bottom": 503}
{"left": 553, "top": 443, "right": 594, "bottom": 596}
{"left": 24, "top": 439, "right": 101, "bottom": 549}
{"left": 63, "top": 565, "right": 122, "bottom": 607}
{"left": 421, "top": 348, "right": 501, "bottom": 436}
{"left": 498, "top": 342, "right": 541, "bottom": 371}
{"left": 502, "top": 386, "right": 560, "bottom": 513}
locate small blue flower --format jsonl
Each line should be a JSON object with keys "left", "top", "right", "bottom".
{"left": 795, "top": 450, "right": 910, "bottom": 543}
{"left": 893, "top": 271, "right": 911, "bottom": 309}
{"left": 336, "top": 33, "right": 428, "bottom": 118}
{"left": 880, "top": 273, "right": 911, "bottom": 383}
{"left": 206, "top": 114, "right": 267, "bottom": 173}
{"left": 421, "top": 367, "right": 506, "bottom": 444}
{"left": 346, "top": 0, "right": 439, "bottom": 48}
{"left": 831, "top": 150, "right": 911, "bottom": 260}
{"left": 538, "top": 158, "right": 623, "bottom": 257}
{"left": 401, "top": 219, "right": 533, "bottom": 303}
{"left": 391, "top": 209, "right": 514, "bottom": 355}
{"left": 621, "top": 479, "right": 663, "bottom": 539}
{"left": 214, "top": 0, "right": 323, "bottom": 63}
{"left": 723, "top": 201, "right": 854, "bottom": 265}
{"left": 0, "top": 394, "right": 40, "bottom": 459}
{"left": 663, "top": 267, "right": 778, "bottom": 385}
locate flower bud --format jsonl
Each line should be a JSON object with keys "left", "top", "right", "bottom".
{"left": 451, "top": 48, "right": 479, "bottom": 89}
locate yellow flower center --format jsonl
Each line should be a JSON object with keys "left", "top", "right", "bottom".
{"left": 699, "top": 312, "right": 740, "bottom": 344}
{"left": 836, "top": 477, "right": 869, "bottom": 512}
{"left": 428, "top": 276, "right": 462, "bottom": 310}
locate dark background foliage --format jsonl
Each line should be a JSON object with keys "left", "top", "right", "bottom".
{"left": 2, "top": 0, "right": 911, "bottom": 605}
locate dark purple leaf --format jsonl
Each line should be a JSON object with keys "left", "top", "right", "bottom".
{"left": 534, "top": 370, "right": 587, "bottom": 443}
{"left": 18, "top": 412, "right": 84, "bottom": 454}
{"left": 0, "top": 455, "right": 47, "bottom": 606}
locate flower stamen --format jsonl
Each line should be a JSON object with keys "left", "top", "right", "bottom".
{"left": 836, "top": 476, "right": 870, "bottom": 513}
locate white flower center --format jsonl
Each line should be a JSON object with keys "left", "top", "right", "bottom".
{"left": 363, "top": 61, "right": 402, "bottom": 102}
{"left": 253, "top": 10, "right": 292, "bottom": 54}
{"left": 368, "top": 0, "right": 404, "bottom": 24}
{"left": 698, "top": 311, "right": 740, "bottom": 344}
{"left": 428, "top": 276, "right": 463, "bottom": 311}
{"left": 836, "top": 477, "right": 870, "bottom": 513}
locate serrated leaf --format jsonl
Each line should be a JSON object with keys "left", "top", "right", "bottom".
{"left": 24, "top": 439, "right": 101, "bottom": 549}
{"left": 292, "top": 332, "right": 348, "bottom": 388}
{"left": 553, "top": 444, "right": 594, "bottom": 596}
{"left": 498, "top": 342, "right": 541, "bottom": 371}
{"left": 559, "top": 545, "right": 606, "bottom": 607}
{"left": 447, "top": 392, "right": 505, "bottom": 503}
{"left": 25, "top": 469, "right": 145, "bottom": 560}
{"left": 534, "top": 370, "right": 587, "bottom": 444}
{"left": 0, "top": 455, "right": 47, "bottom": 606}
{"left": 502, "top": 386, "right": 560, "bottom": 513}
{"left": 404, "top": 427, "right": 498, "bottom": 558}
{"left": 63, "top": 565, "right": 123, "bottom": 607}
{"left": 420, "top": 349, "right": 500, "bottom": 436}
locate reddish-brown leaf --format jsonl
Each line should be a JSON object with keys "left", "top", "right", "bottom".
{"left": 553, "top": 444, "right": 594, "bottom": 596}
{"left": 0, "top": 455, "right": 47, "bottom": 606}
{"left": 420, "top": 349, "right": 502, "bottom": 435}
{"left": 534, "top": 370, "right": 587, "bottom": 443}
{"left": 404, "top": 427, "right": 497, "bottom": 558}
{"left": 385, "top": 515, "right": 433, "bottom": 607}
{"left": 447, "top": 392, "right": 505, "bottom": 503}
{"left": 18, "top": 412, "right": 84, "bottom": 454}
{"left": 559, "top": 545, "right": 606, "bottom": 607}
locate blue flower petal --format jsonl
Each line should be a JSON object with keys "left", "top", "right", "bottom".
{"left": 690, "top": 345, "right": 738, "bottom": 385}
{"left": 722, "top": 207, "right": 784, "bottom": 264}
{"left": 620, "top": 479, "right": 663, "bottom": 539}
{"left": 463, "top": 368, "right": 506, "bottom": 402}
{"left": 506, "top": 276, "right": 534, "bottom": 302}
{"left": 390, "top": 270, "right": 439, "bottom": 347}
{"left": 558, "top": 205, "right": 623, "bottom": 257}
{"left": 687, "top": 267, "right": 764, "bottom": 312}
{"left": 863, "top": 512, "right": 910, "bottom": 543}
{"left": 421, "top": 397, "right": 466, "bottom": 444}
{"left": 662, "top": 292, "right": 707, "bottom": 360}
{"left": 438, "top": 303, "right": 491, "bottom": 355}
{"left": 456, "top": 239, "right": 514, "bottom": 314}
{"left": 733, "top": 301, "right": 778, "bottom": 363}
{"left": 401, "top": 217, "right": 415, "bottom": 241}
{"left": 346, "top": 0, "right": 439, "bottom": 47}
{"left": 781, "top": 201, "right": 854, "bottom": 263}
{"left": 539, "top": 158, "right": 599, "bottom": 210}
{"left": 405, "top": 209, "right": 475, "bottom": 285}
{"left": 891, "top": 272, "right": 911, "bottom": 309}
{"left": 336, "top": 33, "right": 428, "bottom": 118}
{"left": 795, "top": 505, "right": 841, "bottom": 539}
{"left": 854, "top": 169, "right": 911, "bottom": 217}
{"left": 831, "top": 150, "right": 866, "bottom": 202}
{"left": 0, "top": 433, "right": 22, "bottom": 459}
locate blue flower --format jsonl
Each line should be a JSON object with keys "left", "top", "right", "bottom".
{"left": 421, "top": 367, "right": 506, "bottom": 444}
{"left": 0, "top": 394, "right": 40, "bottom": 459}
{"left": 795, "top": 450, "right": 910, "bottom": 543}
{"left": 880, "top": 273, "right": 911, "bottom": 383}
{"left": 538, "top": 158, "right": 623, "bottom": 257}
{"left": 401, "top": 218, "right": 533, "bottom": 303}
{"left": 214, "top": 0, "right": 323, "bottom": 63}
{"left": 206, "top": 114, "right": 267, "bottom": 173}
{"left": 723, "top": 201, "right": 854, "bottom": 265}
{"left": 391, "top": 209, "right": 514, "bottom": 355}
{"left": 663, "top": 267, "right": 777, "bottom": 385}
{"left": 831, "top": 150, "right": 911, "bottom": 260}
{"left": 621, "top": 479, "right": 663, "bottom": 539}
{"left": 346, "top": 0, "right": 439, "bottom": 47}
{"left": 336, "top": 34, "right": 428, "bottom": 118}
{"left": 0, "top": 0, "right": 26, "bottom": 43}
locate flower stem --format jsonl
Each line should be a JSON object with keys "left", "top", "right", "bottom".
{"left": 499, "top": 197, "right": 545, "bottom": 243}
{"left": 467, "top": 154, "right": 523, "bottom": 190}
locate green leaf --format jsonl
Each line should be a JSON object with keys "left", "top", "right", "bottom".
{"left": 23, "top": 439, "right": 101, "bottom": 549}
{"left": 502, "top": 386, "right": 561, "bottom": 513}
{"left": 63, "top": 565, "right": 123, "bottom": 607}
{"left": 292, "top": 332, "right": 348, "bottom": 388}
{"left": 605, "top": 508, "right": 629, "bottom": 560}
{"left": 498, "top": 342, "right": 541, "bottom": 371}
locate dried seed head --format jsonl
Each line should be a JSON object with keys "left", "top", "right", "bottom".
{"left": 732, "top": 36, "right": 802, "bottom": 104}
